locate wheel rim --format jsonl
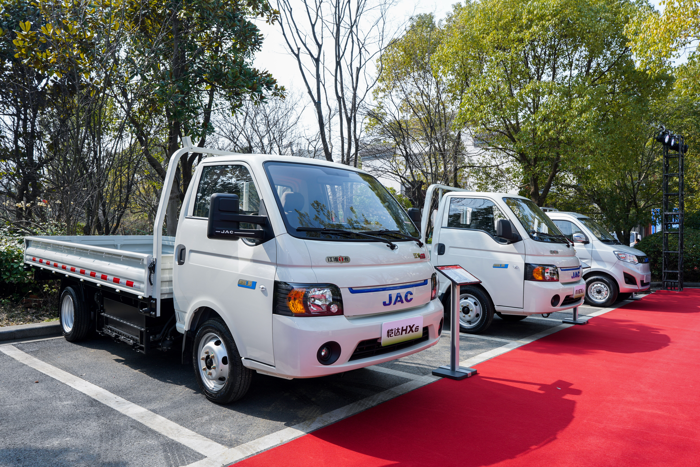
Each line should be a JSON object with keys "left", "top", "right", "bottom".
{"left": 459, "top": 294, "right": 483, "bottom": 330}
{"left": 588, "top": 281, "right": 610, "bottom": 303}
{"left": 61, "top": 295, "right": 75, "bottom": 333}
{"left": 197, "top": 332, "right": 230, "bottom": 392}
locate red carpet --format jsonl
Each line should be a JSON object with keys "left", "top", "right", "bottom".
{"left": 236, "top": 290, "right": 700, "bottom": 466}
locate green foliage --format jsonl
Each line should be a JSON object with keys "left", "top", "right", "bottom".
{"left": 636, "top": 229, "right": 700, "bottom": 282}
{"left": 386, "top": 187, "right": 412, "bottom": 209}
{"left": 436, "top": 0, "right": 663, "bottom": 206}
{"left": 0, "top": 227, "right": 30, "bottom": 287}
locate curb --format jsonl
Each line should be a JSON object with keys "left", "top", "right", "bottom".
{"left": 0, "top": 321, "right": 62, "bottom": 342}
{"left": 651, "top": 282, "right": 700, "bottom": 288}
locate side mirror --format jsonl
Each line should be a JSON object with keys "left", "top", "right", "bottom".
{"left": 572, "top": 232, "right": 588, "bottom": 244}
{"left": 408, "top": 208, "right": 422, "bottom": 225}
{"left": 207, "top": 193, "right": 268, "bottom": 240}
{"left": 496, "top": 219, "right": 521, "bottom": 243}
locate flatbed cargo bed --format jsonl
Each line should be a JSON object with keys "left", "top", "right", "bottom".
{"left": 24, "top": 235, "right": 175, "bottom": 299}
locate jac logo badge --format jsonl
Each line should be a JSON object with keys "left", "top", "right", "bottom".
{"left": 326, "top": 256, "right": 351, "bottom": 263}
{"left": 383, "top": 291, "right": 414, "bottom": 306}
{"left": 572, "top": 271, "right": 581, "bottom": 279}
{"left": 413, "top": 253, "right": 426, "bottom": 259}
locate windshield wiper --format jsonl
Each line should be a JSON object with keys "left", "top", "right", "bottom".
{"left": 296, "top": 227, "right": 398, "bottom": 250}
{"left": 362, "top": 229, "right": 423, "bottom": 248}
{"left": 530, "top": 231, "right": 571, "bottom": 246}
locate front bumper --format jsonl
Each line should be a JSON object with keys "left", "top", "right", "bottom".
{"left": 614, "top": 262, "right": 652, "bottom": 293}
{"left": 247, "top": 299, "right": 444, "bottom": 379}
{"left": 498, "top": 279, "right": 586, "bottom": 316}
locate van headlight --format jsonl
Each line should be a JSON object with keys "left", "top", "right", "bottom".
{"left": 273, "top": 282, "right": 344, "bottom": 317}
{"left": 525, "top": 264, "right": 559, "bottom": 282}
{"left": 614, "top": 251, "right": 638, "bottom": 264}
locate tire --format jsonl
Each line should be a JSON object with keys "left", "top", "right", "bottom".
{"left": 496, "top": 312, "right": 527, "bottom": 322}
{"left": 192, "top": 319, "right": 252, "bottom": 404}
{"left": 59, "top": 286, "right": 91, "bottom": 342}
{"left": 457, "top": 286, "right": 494, "bottom": 334}
{"left": 584, "top": 275, "right": 618, "bottom": 307}
{"left": 617, "top": 293, "right": 632, "bottom": 302}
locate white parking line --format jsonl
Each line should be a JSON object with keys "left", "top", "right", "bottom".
{"left": 440, "top": 331, "right": 512, "bottom": 343}
{"left": 0, "top": 344, "right": 228, "bottom": 459}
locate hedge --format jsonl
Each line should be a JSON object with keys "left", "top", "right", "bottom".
{"left": 635, "top": 229, "right": 700, "bottom": 282}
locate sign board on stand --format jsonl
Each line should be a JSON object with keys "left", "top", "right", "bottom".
{"left": 433, "top": 265, "right": 482, "bottom": 380}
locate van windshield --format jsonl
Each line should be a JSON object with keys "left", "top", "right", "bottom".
{"left": 580, "top": 217, "right": 618, "bottom": 243}
{"left": 264, "top": 162, "right": 419, "bottom": 241}
{"left": 503, "top": 197, "right": 568, "bottom": 244}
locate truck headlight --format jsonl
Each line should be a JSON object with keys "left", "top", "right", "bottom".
{"left": 274, "top": 282, "right": 344, "bottom": 317}
{"left": 614, "top": 251, "right": 639, "bottom": 264}
{"left": 431, "top": 273, "right": 438, "bottom": 300}
{"left": 525, "top": 264, "right": 559, "bottom": 282}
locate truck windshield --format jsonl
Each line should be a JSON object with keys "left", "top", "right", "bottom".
{"left": 579, "top": 217, "right": 618, "bottom": 243}
{"left": 265, "top": 162, "right": 419, "bottom": 241}
{"left": 503, "top": 197, "right": 568, "bottom": 244}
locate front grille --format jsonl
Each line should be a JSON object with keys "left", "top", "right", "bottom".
{"left": 636, "top": 255, "right": 649, "bottom": 263}
{"left": 560, "top": 295, "right": 582, "bottom": 306}
{"left": 349, "top": 327, "right": 429, "bottom": 361}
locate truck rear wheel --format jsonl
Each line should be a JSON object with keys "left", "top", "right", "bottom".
{"left": 496, "top": 313, "right": 527, "bottom": 322}
{"left": 585, "top": 275, "right": 618, "bottom": 307}
{"left": 192, "top": 319, "right": 252, "bottom": 404}
{"left": 458, "top": 286, "right": 494, "bottom": 334}
{"left": 59, "top": 286, "right": 91, "bottom": 342}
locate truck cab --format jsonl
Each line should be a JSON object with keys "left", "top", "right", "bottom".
{"left": 25, "top": 146, "right": 443, "bottom": 404}
{"left": 546, "top": 211, "right": 651, "bottom": 306}
{"left": 417, "top": 185, "right": 585, "bottom": 333}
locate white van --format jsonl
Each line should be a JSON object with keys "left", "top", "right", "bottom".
{"left": 24, "top": 144, "right": 443, "bottom": 404}
{"left": 412, "top": 185, "right": 585, "bottom": 333}
{"left": 546, "top": 211, "right": 651, "bottom": 307}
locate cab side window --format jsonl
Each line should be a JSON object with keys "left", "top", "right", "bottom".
{"left": 193, "top": 165, "right": 260, "bottom": 219}
{"left": 552, "top": 220, "right": 583, "bottom": 241}
{"left": 446, "top": 198, "right": 507, "bottom": 236}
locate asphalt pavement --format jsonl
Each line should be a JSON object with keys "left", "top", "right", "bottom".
{"left": 0, "top": 299, "right": 638, "bottom": 467}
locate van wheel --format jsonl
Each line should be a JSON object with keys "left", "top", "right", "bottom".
{"left": 59, "top": 286, "right": 91, "bottom": 342}
{"left": 585, "top": 275, "right": 618, "bottom": 307}
{"left": 496, "top": 312, "right": 527, "bottom": 322}
{"left": 458, "top": 286, "right": 494, "bottom": 334}
{"left": 193, "top": 319, "right": 252, "bottom": 404}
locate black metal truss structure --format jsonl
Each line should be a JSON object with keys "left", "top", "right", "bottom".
{"left": 656, "top": 129, "right": 687, "bottom": 291}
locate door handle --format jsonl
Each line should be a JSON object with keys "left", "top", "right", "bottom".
{"left": 436, "top": 243, "right": 446, "bottom": 255}
{"left": 176, "top": 244, "right": 186, "bottom": 265}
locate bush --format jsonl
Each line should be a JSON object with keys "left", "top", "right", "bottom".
{"left": 0, "top": 227, "right": 32, "bottom": 295}
{"left": 636, "top": 229, "right": 700, "bottom": 282}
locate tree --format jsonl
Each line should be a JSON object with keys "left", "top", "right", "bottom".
{"left": 365, "top": 14, "right": 468, "bottom": 207}
{"left": 12, "top": 0, "right": 283, "bottom": 235}
{"left": 435, "top": 0, "right": 661, "bottom": 206}
{"left": 276, "top": 0, "right": 393, "bottom": 165}
{"left": 213, "top": 91, "right": 321, "bottom": 156}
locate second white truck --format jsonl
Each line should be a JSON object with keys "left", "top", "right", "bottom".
{"left": 410, "top": 185, "right": 585, "bottom": 333}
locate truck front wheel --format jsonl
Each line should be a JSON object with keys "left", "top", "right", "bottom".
{"left": 192, "top": 319, "right": 252, "bottom": 404}
{"left": 585, "top": 275, "right": 618, "bottom": 307}
{"left": 458, "top": 286, "right": 494, "bottom": 334}
{"left": 59, "top": 286, "right": 91, "bottom": 342}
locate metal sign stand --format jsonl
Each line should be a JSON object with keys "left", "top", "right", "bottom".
{"left": 432, "top": 266, "right": 481, "bottom": 381}
{"left": 562, "top": 306, "right": 588, "bottom": 325}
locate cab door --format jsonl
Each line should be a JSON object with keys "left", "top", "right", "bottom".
{"left": 435, "top": 195, "right": 525, "bottom": 309}
{"left": 174, "top": 163, "right": 277, "bottom": 366}
{"left": 552, "top": 219, "right": 592, "bottom": 264}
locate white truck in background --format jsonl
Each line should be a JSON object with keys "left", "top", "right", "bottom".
{"left": 546, "top": 211, "right": 651, "bottom": 307}
{"left": 408, "top": 185, "right": 585, "bottom": 333}
{"left": 24, "top": 142, "right": 443, "bottom": 404}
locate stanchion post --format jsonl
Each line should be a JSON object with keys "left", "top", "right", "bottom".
{"left": 432, "top": 265, "right": 480, "bottom": 380}
{"left": 562, "top": 306, "right": 588, "bottom": 325}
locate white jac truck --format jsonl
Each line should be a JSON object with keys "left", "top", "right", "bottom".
{"left": 24, "top": 143, "right": 443, "bottom": 404}
{"left": 408, "top": 185, "right": 585, "bottom": 334}
{"left": 546, "top": 210, "right": 651, "bottom": 307}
